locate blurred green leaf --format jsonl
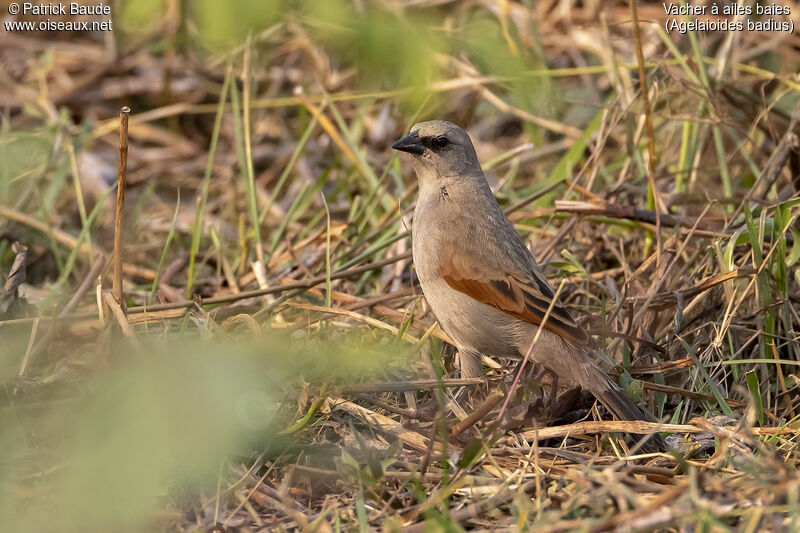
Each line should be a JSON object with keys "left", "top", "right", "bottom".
{"left": 303, "top": 1, "right": 442, "bottom": 110}
{"left": 117, "top": 0, "right": 164, "bottom": 37}
{"left": 0, "top": 332, "right": 407, "bottom": 532}
{"left": 187, "top": 0, "right": 282, "bottom": 50}
{"left": 455, "top": 13, "right": 552, "bottom": 136}
{"left": 0, "top": 129, "right": 52, "bottom": 205}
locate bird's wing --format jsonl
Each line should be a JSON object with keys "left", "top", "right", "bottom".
{"left": 438, "top": 246, "right": 592, "bottom": 348}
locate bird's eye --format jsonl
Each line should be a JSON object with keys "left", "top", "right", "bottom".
{"left": 432, "top": 136, "right": 449, "bottom": 149}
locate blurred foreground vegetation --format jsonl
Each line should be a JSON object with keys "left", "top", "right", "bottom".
{"left": 1, "top": 1, "right": 800, "bottom": 530}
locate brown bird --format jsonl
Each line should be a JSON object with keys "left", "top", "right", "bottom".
{"left": 393, "top": 120, "right": 664, "bottom": 451}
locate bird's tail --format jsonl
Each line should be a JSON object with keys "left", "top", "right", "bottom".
{"left": 591, "top": 370, "right": 666, "bottom": 453}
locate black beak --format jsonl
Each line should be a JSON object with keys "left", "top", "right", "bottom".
{"left": 391, "top": 131, "right": 425, "bottom": 156}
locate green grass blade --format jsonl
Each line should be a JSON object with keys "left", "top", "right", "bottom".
{"left": 186, "top": 65, "right": 232, "bottom": 298}
{"left": 150, "top": 191, "right": 181, "bottom": 305}
{"left": 680, "top": 338, "right": 734, "bottom": 418}
{"left": 745, "top": 370, "right": 764, "bottom": 426}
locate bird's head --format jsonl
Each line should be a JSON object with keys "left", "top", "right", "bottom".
{"left": 392, "top": 120, "right": 481, "bottom": 184}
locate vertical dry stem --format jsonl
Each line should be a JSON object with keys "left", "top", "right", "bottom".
{"left": 113, "top": 106, "right": 131, "bottom": 308}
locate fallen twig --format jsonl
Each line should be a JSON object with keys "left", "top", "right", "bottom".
{"left": 102, "top": 291, "right": 139, "bottom": 345}
{"left": 555, "top": 200, "right": 723, "bottom": 234}
{"left": 338, "top": 378, "right": 494, "bottom": 394}
{"left": 518, "top": 420, "right": 798, "bottom": 442}
{"left": 451, "top": 390, "right": 504, "bottom": 438}
{"left": 331, "top": 397, "right": 444, "bottom": 453}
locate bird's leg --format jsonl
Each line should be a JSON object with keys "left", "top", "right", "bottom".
{"left": 457, "top": 350, "right": 484, "bottom": 379}
{"left": 455, "top": 350, "right": 485, "bottom": 407}
{"left": 509, "top": 358, "right": 529, "bottom": 381}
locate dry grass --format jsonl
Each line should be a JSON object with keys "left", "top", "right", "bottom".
{"left": 1, "top": 1, "right": 800, "bottom": 531}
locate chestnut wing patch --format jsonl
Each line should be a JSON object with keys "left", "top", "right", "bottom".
{"left": 441, "top": 270, "right": 592, "bottom": 348}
